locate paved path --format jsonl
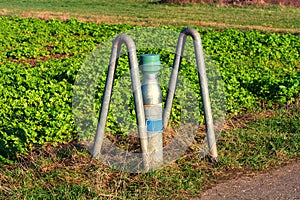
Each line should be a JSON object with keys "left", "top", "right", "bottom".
{"left": 201, "top": 162, "right": 300, "bottom": 200}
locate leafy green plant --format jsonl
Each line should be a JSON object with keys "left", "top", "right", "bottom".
{"left": 0, "top": 17, "right": 299, "bottom": 162}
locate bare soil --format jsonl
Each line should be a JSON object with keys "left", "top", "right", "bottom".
{"left": 201, "top": 161, "right": 300, "bottom": 199}
{"left": 161, "top": 0, "right": 300, "bottom": 7}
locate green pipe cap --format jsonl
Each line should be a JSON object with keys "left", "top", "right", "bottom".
{"left": 140, "top": 54, "right": 161, "bottom": 73}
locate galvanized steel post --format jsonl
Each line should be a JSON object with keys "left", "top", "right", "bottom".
{"left": 163, "top": 28, "right": 218, "bottom": 161}
{"left": 92, "top": 34, "right": 150, "bottom": 171}
{"left": 140, "top": 54, "right": 163, "bottom": 169}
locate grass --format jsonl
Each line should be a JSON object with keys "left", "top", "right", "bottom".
{"left": 0, "top": 99, "right": 299, "bottom": 199}
{"left": 0, "top": 0, "right": 300, "bottom": 33}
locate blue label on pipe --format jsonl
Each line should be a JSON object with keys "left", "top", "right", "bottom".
{"left": 146, "top": 119, "right": 163, "bottom": 132}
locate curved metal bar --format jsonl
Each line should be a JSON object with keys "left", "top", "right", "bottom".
{"left": 92, "top": 34, "right": 149, "bottom": 170}
{"left": 163, "top": 28, "right": 218, "bottom": 160}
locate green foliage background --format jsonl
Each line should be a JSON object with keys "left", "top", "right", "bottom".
{"left": 0, "top": 16, "right": 299, "bottom": 163}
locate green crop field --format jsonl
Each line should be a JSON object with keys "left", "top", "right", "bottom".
{"left": 0, "top": 1, "right": 299, "bottom": 199}
{"left": 1, "top": 0, "right": 300, "bottom": 32}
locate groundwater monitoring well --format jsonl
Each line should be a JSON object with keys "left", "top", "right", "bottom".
{"left": 90, "top": 28, "right": 218, "bottom": 172}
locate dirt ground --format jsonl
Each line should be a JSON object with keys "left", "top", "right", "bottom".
{"left": 162, "top": 0, "right": 300, "bottom": 7}
{"left": 264, "top": 0, "right": 300, "bottom": 7}
{"left": 222, "top": 0, "right": 300, "bottom": 7}
{"left": 200, "top": 161, "right": 300, "bottom": 199}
